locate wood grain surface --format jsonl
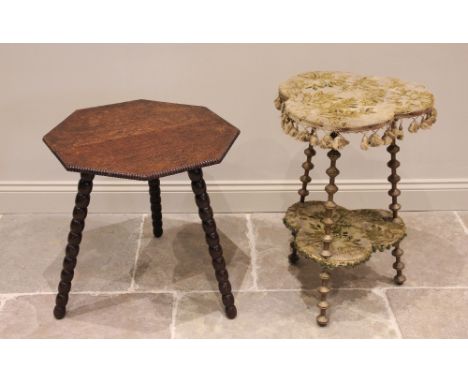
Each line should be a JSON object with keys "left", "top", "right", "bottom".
{"left": 44, "top": 100, "right": 240, "bottom": 180}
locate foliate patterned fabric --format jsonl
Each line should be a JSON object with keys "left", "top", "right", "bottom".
{"left": 284, "top": 201, "right": 406, "bottom": 268}
{"left": 275, "top": 71, "right": 437, "bottom": 150}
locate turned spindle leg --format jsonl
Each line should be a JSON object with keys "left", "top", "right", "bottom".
{"left": 290, "top": 144, "right": 316, "bottom": 265}
{"left": 298, "top": 144, "right": 316, "bottom": 203}
{"left": 321, "top": 147, "right": 341, "bottom": 259}
{"left": 392, "top": 242, "right": 405, "bottom": 285}
{"left": 315, "top": 146, "right": 340, "bottom": 326}
{"left": 387, "top": 140, "right": 406, "bottom": 285}
{"left": 317, "top": 268, "right": 331, "bottom": 326}
{"left": 188, "top": 168, "right": 237, "bottom": 319}
{"left": 53, "top": 173, "right": 94, "bottom": 319}
{"left": 148, "top": 178, "right": 163, "bottom": 238}
{"left": 289, "top": 231, "right": 299, "bottom": 265}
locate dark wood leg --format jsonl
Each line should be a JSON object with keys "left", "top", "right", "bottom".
{"left": 53, "top": 173, "right": 94, "bottom": 319}
{"left": 188, "top": 168, "right": 237, "bottom": 319}
{"left": 148, "top": 178, "right": 163, "bottom": 238}
{"left": 387, "top": 140, "right": 406, "bottom": 285}
{"left": 288, "top": 231, "right": 299, "bottom": 265}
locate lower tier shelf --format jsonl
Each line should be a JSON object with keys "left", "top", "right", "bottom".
{"left": 284, "top": 201, "right": 406, "bottom": 268}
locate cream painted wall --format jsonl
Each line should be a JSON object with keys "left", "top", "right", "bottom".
{"left": 1, "top": 44, "right": 467, "bottom": 212}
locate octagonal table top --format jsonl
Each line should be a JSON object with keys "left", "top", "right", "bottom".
{"left": 43, "top": 100, "right": 240, "bottom": 180}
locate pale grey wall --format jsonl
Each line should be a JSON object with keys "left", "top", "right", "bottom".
{"left": 1, "top": 44, "right": 467, "bottom": 187}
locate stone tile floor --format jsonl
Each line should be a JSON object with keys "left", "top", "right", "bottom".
{"left": 0, "top": 211, "right": 467, "bottom": 338}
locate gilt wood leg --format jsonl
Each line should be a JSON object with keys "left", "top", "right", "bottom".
{"left": 387, "top": 141, "right": 406, "bottom": 285}
{"left": 321, "top": 147, "right": 341, "bottom": 259}
{"left": 290, "top": 144, "right": 316, "bottom": 265}
{"left": 316, "top": 268, "right": 331, "bottom": 327}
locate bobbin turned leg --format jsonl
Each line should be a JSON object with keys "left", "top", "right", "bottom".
{"left": 298, "top": 144, "right": 316, "bottom": 203}
{"left": 321, "top": 147, "right": 341, "bottom": 259}
{"left": 387, "top": 140, "right": 406, "bottom": 285}
{"left": 148, "top": 178, "right": 163, "bottom": 238}
{"left": 316, "top": 143, "right": 340, "bottom": 326}
{"left": 53, "top": 173, "right": 94, "bottom": 319}
{"left": 290, "top": 144, "right": 316, "bottom": 265}
{"left": 317, "top": 268, "right": 331, "bottom": 326}
{"left": 289, "top": 231, "right": 299, "bottom": 265}
{"left": 188, "top": 168, "right": 237, "bottom": 319}
{"left": 392, "top": 242, "right": 406, "bottom": 285}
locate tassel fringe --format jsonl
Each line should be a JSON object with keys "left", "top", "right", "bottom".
{"left": 279, "top": 107, "right": 437, "bottom": 151}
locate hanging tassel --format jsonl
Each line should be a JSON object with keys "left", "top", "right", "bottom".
{"left": 297, "top": 130, "right": 311, "bottom": 142}
{"left": 281, "top": 113, "right": 289, "bottom": 127}
{"left": 385, "top": 127, "right": 396, "bottom": 139}
{"left": 419, "top": 114, "right": 430, "bottom": 130}
{"left": 320, "top": 133, "right": 334, "bottom": 149}
{"left": 289, "top": 126, "right": 299, "bottom": 138}
{"left": 274, "top": 96, "right": 282, "bottom": 111}
{"left": 423, "top": 108, "right": 437, "bottom": 127}
{"left": 396, "top": 121, "right": 404, "bottom": 140}
{"left": 309, "top": 130, "right": 319, "bottom": 146}
{"left": 382, "top": 130, "right": 393, "bottom": 145}
{"left": 360, "top": 134, "right": 369, "bottom": 150}
{"left": 369, "top": 132, "right": 384, "bottom": 147}
{"left": 419, "top": 122, "right": 429, "bottom": 130}
{"left": 332, "top": 134, "right": 349, "bottom": 150}
{"left": 282, "top": 117, "right": 295, "bottom": 134}
{"left": 408, "top": 119, "right": 419, "bottom": 133}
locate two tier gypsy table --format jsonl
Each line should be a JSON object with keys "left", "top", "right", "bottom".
{"left": 43, "top": 100, "right": 240, "bottom": 320}
{"left": 275, "top": 71, "right": 437, "bottom": 326}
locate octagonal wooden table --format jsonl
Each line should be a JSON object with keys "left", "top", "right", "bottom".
{"left": 43, "top": 99, "right": 240, "bottom": 320}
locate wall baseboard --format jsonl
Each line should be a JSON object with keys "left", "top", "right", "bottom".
{"left": 0, "top": 178, "right": 467, "bottom": 213}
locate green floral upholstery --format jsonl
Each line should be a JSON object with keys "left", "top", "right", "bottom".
{"left": 284, "top": 201, "right": 406, "bottom": 268}
{"left": 275, "top": 71, "right": 437, "bottom": 150}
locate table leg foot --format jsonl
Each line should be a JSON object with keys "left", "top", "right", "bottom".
{"left": 188, "top": 168, "right": 237, "bottom": 319}
{"left": 316, "top": 269, "right": 331, "bottom": 326}
{"left": 288, "top": 232, "right": 299, "bottom": 265}
{"left": 148, "top": 179, "right": 163, "bottom": 238}
{"left": 53, "top": 173, "right": 94, "bottom": 319}
{"left": 392, "top": 242, "right": 406, "bottom": 285}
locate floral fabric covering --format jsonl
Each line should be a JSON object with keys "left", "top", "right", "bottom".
{"left": 275, "top": 71, "right": 437, "bottom": 150}
{"left": 284, "top": 201, "right": 406, "bottom": 268}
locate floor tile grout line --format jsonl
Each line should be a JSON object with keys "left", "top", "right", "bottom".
{"left": 372, "top": 289, "right": 403, "bottom": 338}
{"left": 170, "top": 291, "right": 181, "bottom": 339}
{"left": 2, "top": 285, "right": 468, "bottom": 300}
{"left": 383, "top": 291, "right": 404, "bottom": 339}
{"left": 129, "top": 214, "right": 146, "bottom": 291}
{"left": 245, "top": 214, "right": 259, "bottom": 290}
{"left": 453, "top": 211, "right": 468, "bottom": 235}
{"left": 382, "top": 285, "right": 468, "bottom": 290}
